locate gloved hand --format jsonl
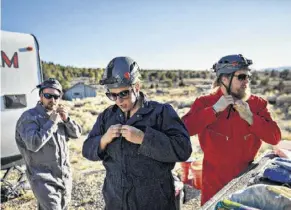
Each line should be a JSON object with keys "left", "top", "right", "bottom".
{"left": 213, "top": 95, "right": 234, "bottom": 113}
{"left": 233, "top": 100, "right": 253, "bottom": 125}
{"left": 49, "top": 110, "right": 62, "bottom": 124}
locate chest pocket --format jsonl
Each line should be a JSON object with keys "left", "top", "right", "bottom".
{"left": 207, "top": 128, "right": 232, "bottom": 157}
{"left": 208, "top": 129, "right": 230, "bottom": 141}
{"left": 134, "top": 113, "right": 161, "bottom": 133}
{"left": 36, "top": 115, "right": 49, "bottom": 127}
{"left": 243, "top": 133, "right": 254, "bottom": 141}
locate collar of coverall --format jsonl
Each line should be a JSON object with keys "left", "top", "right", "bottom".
{"left": 36, "top": 102, "right": 51, "bottom": 117}
{"left": 113, "top": 91, "right": 153, "bottom": 116}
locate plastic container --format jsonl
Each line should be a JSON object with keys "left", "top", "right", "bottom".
{"left": 190, "top": 160, "right": 203, "bottom": 190}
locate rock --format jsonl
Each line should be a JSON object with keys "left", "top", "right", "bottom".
{"left": 267, "top": 96, "right": 277, "bottom": 105}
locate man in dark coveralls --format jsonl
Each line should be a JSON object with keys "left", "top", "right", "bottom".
{"left": 82, "top": 56, "right": 192, "bottom": 210}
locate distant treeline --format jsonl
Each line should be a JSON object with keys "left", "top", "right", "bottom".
{"left": 42, "top": 61, "right": 291, "bottom": 90}
{"left": 42, "top": 61, "right": 104, "bottom": 90}
{"left": 42, "top": 61, "right": 214, "bottom": 90}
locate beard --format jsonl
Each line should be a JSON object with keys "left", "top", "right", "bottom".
{"left": 231, "top": 86, "right": 251, "bottom": 101}
{"left": 43, "top": 101, "right": 57, "bottom": 111}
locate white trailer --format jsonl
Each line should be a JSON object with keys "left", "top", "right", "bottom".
{"left": 1, "top": 30, "right": 43, "bottom": 170}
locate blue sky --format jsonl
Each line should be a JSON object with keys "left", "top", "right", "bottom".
{"left": 2, "top": 0, "right": 291, "bottom": 70}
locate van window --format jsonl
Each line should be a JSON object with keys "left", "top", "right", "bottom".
{"left": 4, "top": 94, "right": 27, "bottom": 109}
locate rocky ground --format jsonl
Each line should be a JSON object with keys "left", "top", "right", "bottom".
{"left": 1, "top": 168, "right": 201, "bottom": 210}
{"left": 1, "top": 138, "right": 201, "bottom": 210}
{"left": 70, "top": 170, "right": 201, "bottom": 210}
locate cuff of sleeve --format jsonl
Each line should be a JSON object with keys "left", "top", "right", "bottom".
{"left": 64, "top": 117, "right": 76, "bottom": 128}
{"left": 138, "top": 127, "right": 155, "bottom": 157}
{"left": 97, "top": 146, "right": 106, "bottom": 158}
{"left": 97, "top": 138, "right": 106, "bottom": 159}
{"left": 63, "top": 117, "right": 70, "bottom": 123}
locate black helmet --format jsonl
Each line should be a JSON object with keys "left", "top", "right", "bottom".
{"left": 36, "top": 78, "right": 62, "bottom": 95}
{"left": 100, "top": 56, "right": 141, "bottom": 89}
{"left": 212, "top": 54, "right": 252, "bottom": 77}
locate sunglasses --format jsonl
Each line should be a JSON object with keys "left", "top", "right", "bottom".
{"left": 43, "top": 93, "right": 61, "bottom": 100}
{"left": 233, "top": 74, "right": 251, "bottom": 81}
{"left": 106, "top": 90, "right": 131, "bottom": 101}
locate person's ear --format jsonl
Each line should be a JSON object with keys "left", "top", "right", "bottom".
{"left": 221, "top": 75, "right": 229, "bottom": 84}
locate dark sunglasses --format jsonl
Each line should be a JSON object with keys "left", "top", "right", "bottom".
{"left": 233, "top": 74, "right": 251, "bottom": 81}
{"left": 43, "top": 93, "right": 61, "bottom": 100}
{"left": 106, "top": 90, "right": 131, "bottom": 101}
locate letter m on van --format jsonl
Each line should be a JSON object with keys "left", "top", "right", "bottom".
{"left": 1, "top": 51, "right": 19, "bottom": 68}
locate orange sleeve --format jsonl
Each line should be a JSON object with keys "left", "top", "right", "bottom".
{"left": 182, "top": 98, "right": 217, "bottom": 136}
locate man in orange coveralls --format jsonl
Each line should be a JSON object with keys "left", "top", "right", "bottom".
{"left": 182, "top": 54, "right": 281, "bottom": 206}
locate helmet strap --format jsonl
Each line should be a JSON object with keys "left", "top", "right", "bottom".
{"left": 226, "top": 73, "right": 235, "bottom": 119}
{"left": 227, "top": 73, "right": 234, "bottom": 95}
{"left": 126, "top": 86, "right": 139, "bottom": 120}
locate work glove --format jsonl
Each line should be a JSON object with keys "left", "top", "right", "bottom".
{"left": 213, "top": 95, "right": 234, "bottom": 113}
{"left": 233, "top": 100, "right": 253, "bottom": 125}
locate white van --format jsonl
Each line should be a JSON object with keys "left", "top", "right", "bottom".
{"left": 1, "top": 30, "right": 43, "bottom": 170}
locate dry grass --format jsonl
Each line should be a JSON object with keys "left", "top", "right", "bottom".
{"left": 16, "top": 191, "right": 35, "bottom": 202}
{"left": 276, "top": 94, "right": 291, "bottom": 105}
{"left": 68, "top": 138, "right": 105, "bottom": 177}
{"left": 62, "top": 85, "right": 290, "bottom": 148}
{"left": 282, "top": 130, "right": 291, "bottom": 141}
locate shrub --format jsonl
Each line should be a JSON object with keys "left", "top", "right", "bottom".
{"left": 260, "top": 78, "right": 269, "bottom": 86}
{"left": 164, "top": 80, "right": 173, "bottom": 88}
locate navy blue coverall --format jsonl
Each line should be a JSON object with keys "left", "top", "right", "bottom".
{"left": 82, "top": 95, "right": 192, "bottom": 210}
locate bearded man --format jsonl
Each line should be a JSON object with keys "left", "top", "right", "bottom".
{"left": 15, "top": 78, "right": 82, "bottom": 210}
{"left": 182, "top": 54, "right": 281, "bottom": 206}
